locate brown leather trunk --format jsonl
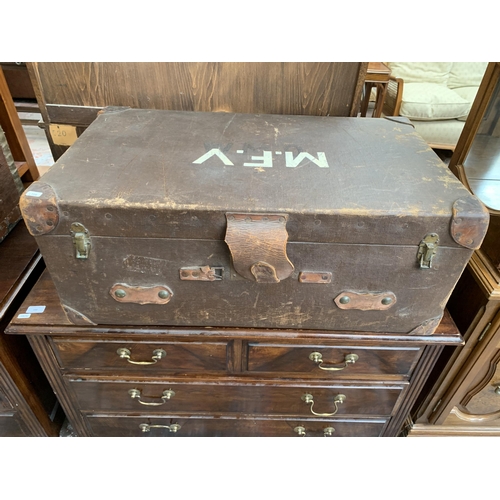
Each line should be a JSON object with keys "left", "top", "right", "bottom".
{"left": 19, "top": 108, "right": 489, "bottom": 333}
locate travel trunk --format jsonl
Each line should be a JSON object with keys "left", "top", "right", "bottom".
{"left": 20, "top": 108, "right": 489, "bottom": 333}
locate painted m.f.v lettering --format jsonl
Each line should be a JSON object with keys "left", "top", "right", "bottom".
{"left": 192, "top": 148, "right": 234, "bottom": 166}
{"left": 192, "top": 148, "right": 330, "bottom": 168}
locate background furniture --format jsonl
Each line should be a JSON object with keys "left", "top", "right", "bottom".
{"left": 26, "top": 62, "right": 368, "bottom": 161}
{"left": 408, "top": 62, "right": 500, "bottom": 436}
{"left": 7, "top": 270, "right": 461, "bottom": 437}
{"left": 0, "top": 222, "right": 62, "bottom": 436}
{"left": 360, "top": 62, "right": 391, "bottom": 118}
{"left": 0, "top": 67, "right": 39, "bottom": 182}
{"left": 383, "top": 62, "right": 488, "bottom": 150}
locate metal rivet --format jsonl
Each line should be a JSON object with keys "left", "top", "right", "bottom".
{"left": 381, "top": 297, "right": 392, "bottom": 305}
{"left": 279, "top": 217, "right": 285, "bottom": 223}
{"left": 115, "top": 289, "right": 126, "bottom": 298}
{"left": 158, "top": 290, "right": 170, "bottom": 299}
{"left": 467, "top": 239, "right": 474, "bottom": 245}
{"left": 46, "top": 206, "right": 54, "bottom": 212}
{"left": 339, "top": 296, "right": 350, "bottom": 304}
{"left": 455, "top": 232, "right": 462, "bottom": 238}
{"left": 46, "top": 221, "right": 54, "bottom": 226}
{"left": 105, "top": 213, "right": 112, "bottom": 219}
{"left": 36, "top": 225, "right": 43, "bottom": 231}
{"left": 322, "top": 275, "right": 328, "bottom": 280}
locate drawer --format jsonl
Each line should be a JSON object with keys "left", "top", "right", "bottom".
{"left": 0, "top": 414, "right": 28, "bottom": 437}
{"left": 51, "top": 338, "right": 228, "bottom": 373}
{"left": 70, "top": 378, "right": 405, "bottom": 417}
{"left": 246, "top": 343, "right": 422, "bottom": 377}
{"left": 86, "top": 415, "right": 388, "bottom": 437}
{"left": 0, "top": 387, "right": 14, "bottom": 411}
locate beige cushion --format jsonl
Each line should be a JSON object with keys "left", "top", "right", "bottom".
{"left": 448, "top": 62, "right": 488, "bottom": 89}
{"left": 387, "top": 62, "right": 453, "bottom": 85}
{"left": 411, "top": 119, "right": 466, "bottom": 149}
{"left": 400, "top": 83, "right": 471, "bottom": 120}
{"left": 453, "top": 86, "right": 480, "bottom": 121}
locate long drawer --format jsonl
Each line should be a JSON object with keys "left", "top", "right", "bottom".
{"left": 51, "top": 338, "right": 228, "bottom": 373}
{"left": 86, "top": 415, "right": 388, "bottom": 437}
{"left": 69, "top": 378, "right": 405, "bottom": 417}
{"left": 246, "top": 343, "right": 422, "bottom": 377}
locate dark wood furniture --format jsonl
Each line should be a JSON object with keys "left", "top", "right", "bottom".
{"left": 6, "top": 270, "right": 461, "bottom": 437}
{"left": 360, "top": 62, "right": 391, "bottom": 118}
{"left": 408, "top": 62, "right": 500, "bottom": 436}
{"left": 0, "top": 222, "right": 61, "bottom": 436}
{"left": 26, "top": 62, "right": 368, "bottom": 161}
{"left": 0, "top": 67, "right": 39, "bottom": 183}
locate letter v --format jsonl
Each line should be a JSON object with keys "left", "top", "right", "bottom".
{"left": 192, "top": 149, "right": 234, "bottom": 165}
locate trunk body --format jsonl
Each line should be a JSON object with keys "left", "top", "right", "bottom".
{"left": 20, "top": 109, "right": 489, "bottom": 333}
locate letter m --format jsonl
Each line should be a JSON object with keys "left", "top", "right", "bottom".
{"left": 285, "top": 152, "right": 329, "bottom": 168}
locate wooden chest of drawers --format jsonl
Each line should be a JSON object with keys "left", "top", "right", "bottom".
{"left": 0, "top": 222, "right": 61, "bottom": 436}
{"left": 6, "top": 270, "right": 461, "bottom": 437}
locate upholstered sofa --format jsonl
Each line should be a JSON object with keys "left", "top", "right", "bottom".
{"left": 382, "top": 62, "right": 488, "bottom": 150}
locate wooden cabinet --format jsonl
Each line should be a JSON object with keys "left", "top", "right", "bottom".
{"left": 7, "top": 270, "right": 461, "bottom": 437}
{"left": 0, "top": 222, "right": 61, "bottom": 436}
{"left": 408, "top": 62, "right": 500, "bottom": 436}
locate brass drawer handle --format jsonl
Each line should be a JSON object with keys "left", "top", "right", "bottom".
{"left": 309, "top": 352, "right": 359, "bottom": 371}
{"left": 117, "top": 348, "right": 166, "bottom": 365}
{"left": 301, "top": 393, "right": 346, "bottom": 416}
{"left": 128, "top": 388, "right": 175, "bottom": 406}
{"left": 294, "top": 425, "right": 336, "bottom": 437}
{"left": 139, "top": 423, "right": 181, "bottom": 433}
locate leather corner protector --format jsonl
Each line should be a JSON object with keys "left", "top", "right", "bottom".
{"left": 19, "top": 182, "right": 60, "bottom": 236}
{"left": 408, "top": 314, "right": 443, "bottom": 336}
{"left": 451, "top": 197, "right": 490, "bottom": 250}
{"left": 62, "top": 304, "right": 97, "bottom": 325}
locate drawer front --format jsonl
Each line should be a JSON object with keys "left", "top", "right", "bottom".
{"left": 0, "top": 387, "right": 14, "bottom": 411}
{"left": 0, "top": 414, "right": 28, "bottom": 437}
{"left": 247, "top": 344, "right": 422, "bottom": 377}
{"left": 87, "top": 415, "right": 388, "bottom": 437}
{"left": 52, "top": 339, "right": 228, "bottom": 373}
{"left": 70, "top": 379, "right": 405, "bottom": 417}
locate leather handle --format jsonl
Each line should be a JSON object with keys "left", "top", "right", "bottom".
{"left": 224, "top": 213, "right": 294, "bottom": 282}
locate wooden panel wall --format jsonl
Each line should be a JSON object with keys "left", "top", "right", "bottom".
{"left": 27, "top": 62, "right": 367, "bottom": 160}
{"left": 29, "top": 62, "right": 367, "bottom": 116}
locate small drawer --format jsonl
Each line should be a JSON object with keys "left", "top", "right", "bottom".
{"left": 52, "top": 338, "right": 228, "bottom": 373}
{"left": 0, "top": 414, "right": 28, "bottom": 437}
{"left": 0, "top": 387, "right": 14, "bottom": 412}
{"left": 86, "top": 415, "right": 388, "bottom": 437}
{"left": 246, "top": 343, "right": 421, "bottom": 378}
{"left": 70, "top": 378, "right": 405, "bottom": 418}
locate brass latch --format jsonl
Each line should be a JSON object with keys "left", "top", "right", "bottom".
{"left": 417, "top": 233, "right": 439, "bottom": 269}
{"left": 70, "top": 222, "right": 91, "bottom": 259}
{"left": 179, "top": 266, "right": 224, "bottom": 281}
